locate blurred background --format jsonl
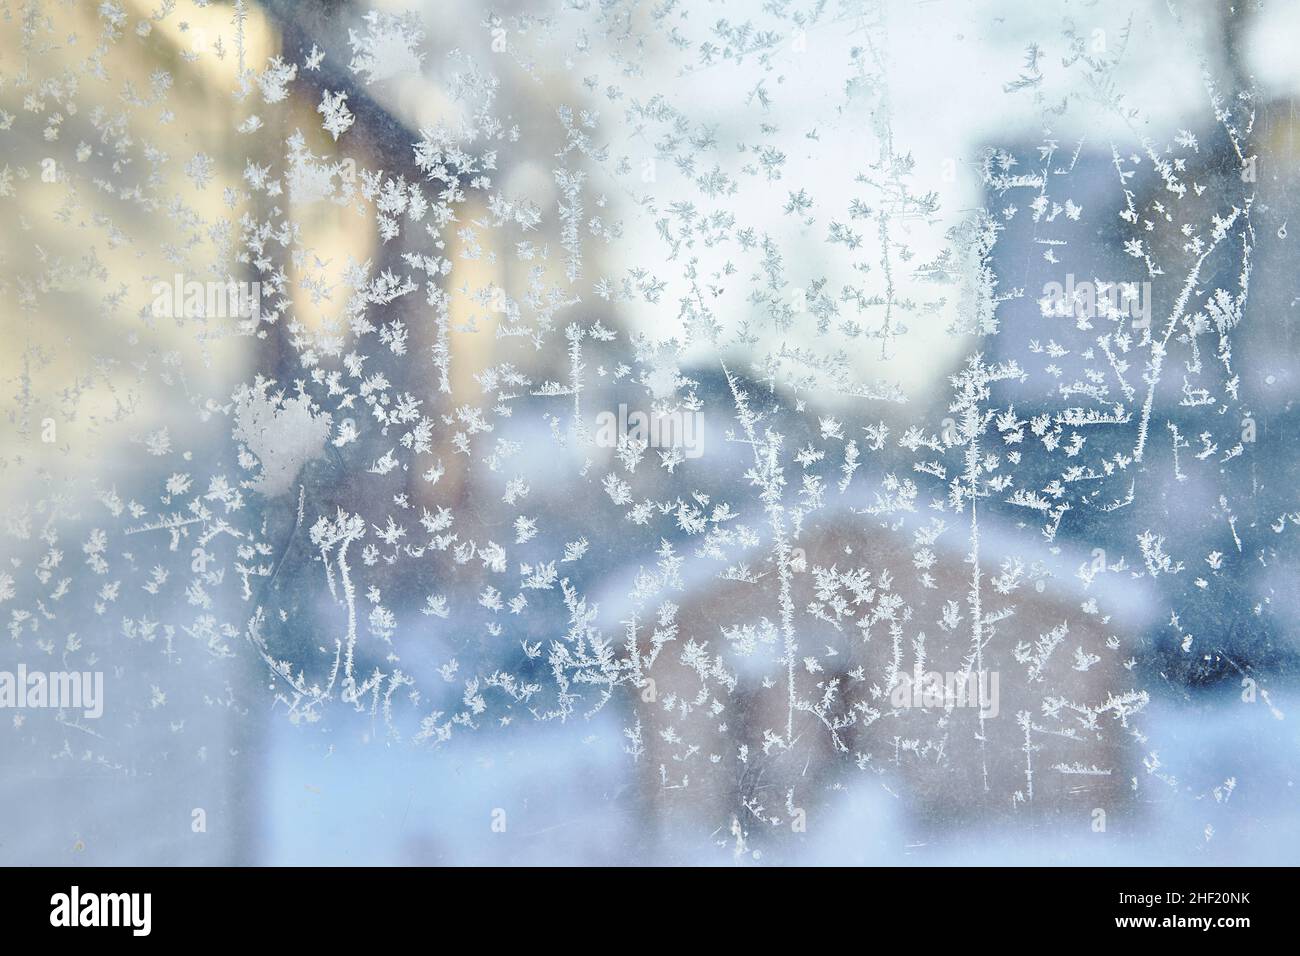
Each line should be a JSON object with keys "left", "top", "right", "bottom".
{"left": 0, "top": 0, "right": 1297, "bottom": 865}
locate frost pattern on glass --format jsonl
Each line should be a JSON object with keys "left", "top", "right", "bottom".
{"left": 0, "top": 0, "right": 1294, "bottom": 863}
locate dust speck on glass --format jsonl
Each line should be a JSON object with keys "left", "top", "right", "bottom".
{"left": 0, "top": 0, "right": 1295, "bottom": 865}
